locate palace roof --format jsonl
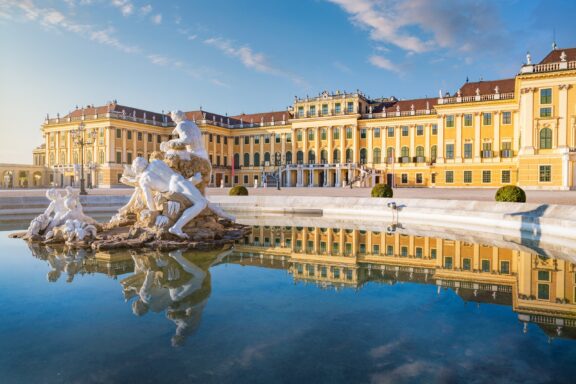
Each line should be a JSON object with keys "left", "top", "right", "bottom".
{"left": 457, "top": 78, "right": 515, "bottom": 97}
{"left": 63, "top": 102, "right": 171, "bottom": 123}
{"left": 539, "top": 47, "right": 576, "bottom": 64}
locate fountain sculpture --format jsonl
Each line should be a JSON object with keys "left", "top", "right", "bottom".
{"left": 12, "top": 111, "right": 249, "bottom": 250}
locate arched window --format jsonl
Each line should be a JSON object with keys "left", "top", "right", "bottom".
{"left": 373, "top": 148, "right": 381, "bottom": 164}
{"left": 360, "top": 148, "right": 367, "bottom": 164}
{"left": 99, "top": 150, "right": 105, "bottom": 164}
{"left": 234, "top": 153, "right": 240, "bottom": 169}
{"left": 243, "top": 153, "right": 250, "bottom": 167}
{"left": 540, "top": 128, "right": 552, "bottom": 149}
{"left": 431, "top": 145, "right": 437, "bottom": 161}
{"left": 297, "top": 150, "right": 304, "bottom": 164}
{"left": 308, "top": 150, "right": 315, "bottom": 164}
{"left": 401, "top": 146, "right": 409, "bottom": 157}
{"left": 320, "top": 149, "right": 328, "bottom": 163}
{"left": 333, "top": 149, "right": 340, "bottom": 163}
{"left": 416, "top": 146, "right": 424, "bottom": 157}
{"left": 346, "top": 148, "right": 353, "bottom": 163}
{"left": 86, "top": 150, "right": 92, "bottom": 163}
{"left": 386, "top": 147, "right": 394, "bottom": 162}
{"left": 285, "top": 151, "right": 292, "bottom": 164}
{"left": 254, "top": 152, "right": 260, "bottom": 166}
{"left": 264, "top": 152, "right": 271, "bottom": 164}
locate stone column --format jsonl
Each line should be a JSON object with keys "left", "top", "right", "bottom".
{"left": 474, "top": 113, "right": 481, "bottom": 160}
{"left": 107, "top": 128, "right": 114, "bottom": 162}
{"left": 409, "top": 125, "right": 415, "bottom": 159}
{"left": 558, "top": 84, "right": 570, "bottom": 148}
{"left": 436, "top": 239, "right": 444, "bottom": 268}
{"left": 302, "top": 129, "right": 308, "bottom": 163}
{"left": 493, "top": 111, "right": 500, "bottom": 159}
{"left": 492, "top": 248, "right": 499, "bottom": 273}
{"left": 314, "top": 127, "right": 319, "bottom": 164}
{"left": 327, "top": 126, "right": 333, "bottom": 163}
{"left": 122, "top": 129, "right": 127, "bottom": 163}
{"left": 352, "top": 125, "right": 359, "bottom": 163}
{"left": 454, "top": 241, "right": 461, "bottom": 269}
{"left": 340, "top": 126, "right": 345, "bottom": 164}
{"left": 327, "top": 229, "right": 333, "bottom": 255}
{"left": 395, "top": 126, "right": 401, "bottom": 162}
{"left": 291, "top": 129, "right": 297, "bottom": 162}
{"left": 455, "top": 114, "right": 462, "bottom": 162}
{"left": 249, "top": 135, "right": 254, "bottom": 166}
{"left": 437, "top": 116, "right": 445, "bottom": 162}
{"left": 259, "top": 134, "right": 264, "bottom": 163}
{"left": 519, "top": 88, "right": 535, "bottom": 154}
{"left": 473, "top": 244, "right": 480, "bottom": 272}
{"left": 517, "top": 252, "right": 532, "bottom": 297}
{"left": 424, "top": 124, "right": 430, "bottom": 159}
{"left": 513, "top": 112, "right": 520, "bottom": 154}
{"left": 367, "top": 127, "right": 373, "bottom": 164}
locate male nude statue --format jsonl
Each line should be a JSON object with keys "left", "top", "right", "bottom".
{"left": 160, "top": 110, "right": 208, "bottom": 161}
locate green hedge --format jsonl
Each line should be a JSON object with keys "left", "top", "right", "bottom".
{"left": 495, "top": 185, "right": 526, "bottom": 202}
{"left": 371, "top": 184, "right": 393, "bottom": 198}
{"left": 229, "top": 185, "right": 249, "bottom": 196}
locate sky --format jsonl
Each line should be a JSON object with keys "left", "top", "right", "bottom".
{"left": 1, "top": 0, "right": 575, "bottom": 164}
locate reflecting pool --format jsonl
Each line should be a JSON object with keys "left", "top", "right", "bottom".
{"left": 1, "top": 219, "right": 576, "bottom": 383}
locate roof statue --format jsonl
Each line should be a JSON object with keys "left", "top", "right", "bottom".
{"left": 526, "top": 52, "right": 532, "bottom": 65}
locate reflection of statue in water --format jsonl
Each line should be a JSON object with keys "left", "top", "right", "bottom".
{"left": 121, "top": 248, "right": 231, "bottom": 346}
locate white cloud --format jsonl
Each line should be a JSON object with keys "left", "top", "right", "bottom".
{"left": 42, "top": 10, "right": 65, "bottom": 26}
{"left": 111, "top": 0, "right": 133, "bottom": 17}
{"left": 151, "top": 13, "right": 162, "bottom": 25}
{"left": 90, "top": 27, "right": 139, "bottom": 53}
{"left": 369, "top": 55, "right": 400, "bottom": 73}
{"left": 147, "top": 54, "right": 169, "bottom": 66}
{"left": 327, "top": 0, "right": 506, "bottom": 54}
{"left": 333, "top": 61, "right": 352, "bottom": 74}
{"left": 204, "top": 37, "right": 275, "bottom": 73}
{"left": 140, "top": 4, "right": 152, "bottom": 15}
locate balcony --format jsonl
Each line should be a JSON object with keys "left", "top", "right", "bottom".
{"left": 399, "top": 156, "right": 411, "bottom": 164}
{"left": 414, "top": 156, "right": 426, "bottom": 163}
{"left": 481, "top": 150, "right": 493, "bottom": 159}
{"left": 500, "top": 149, "right": 513, "bottom": 158}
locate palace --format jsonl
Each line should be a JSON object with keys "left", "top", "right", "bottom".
{"left": 4, "top": 46, "right": 575, "bottom": 190}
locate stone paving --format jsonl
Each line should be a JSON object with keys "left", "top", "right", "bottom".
{"left": 0, "top": 187, "right": 575, "bottom": 205}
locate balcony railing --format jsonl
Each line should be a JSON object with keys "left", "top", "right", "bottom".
{"left": 500, "top": 149, "right": 513, "bottom": 158}
{"left": 438, "top": 92, "right": 514, "bottom": 105}
{"left": 481, "top": 150, "right": 493, "bottom": 158}
{"left": 362, "top": 109, "right": 436, "bottom": 119}
{"left": 45, "top": 111, "right": 174, "bottom": 127}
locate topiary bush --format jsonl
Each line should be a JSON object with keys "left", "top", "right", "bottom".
{"left": 229, "top": 185, "right": 248, "bottom": 196}
{"left": 371, "top": 184, "right": 393, "bottom": 198}
{"left": 495, "top": 185, "right": 526, "bottom": 202}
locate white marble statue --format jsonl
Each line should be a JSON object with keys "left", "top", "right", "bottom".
{"left": 160, "top": 110, "right": 208, "bottom": 161}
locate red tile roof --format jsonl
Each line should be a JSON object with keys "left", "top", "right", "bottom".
{"left": 456, "top": 78, "right": 515, "bottom": 97}
{"left": 64, "top": 102, "right": 171, "bottom": 123}
{"left": 381, "top": 97, "right": 437, "bottom": 113}
{"left": 539, "top": 48, "right": 576, "bottom": 64}
{"left": 231, "top": 111, "right": 291, "bottom": 124}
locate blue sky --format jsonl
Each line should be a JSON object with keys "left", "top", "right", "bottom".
{"left": 1, "top": 0, "right": 575, "bottom": 163}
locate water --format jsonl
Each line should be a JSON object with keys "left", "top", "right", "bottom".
{"left": 1, "top": 220, "right": 575, "bottom": 384}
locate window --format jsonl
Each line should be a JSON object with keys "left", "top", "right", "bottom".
{"left": 501, "top": 170, "right": 511, "bottom": 184}
{"left": 359, "top": 243, "right": 366, "bottom": 254}
{"left": 415, "top": 247, "right": 423, "bottom": 258}
{"left": 446, "top": 115, "right": 454, "bottom": 128}
{"left": 445, "top": 171, "right": 454, "bottom": 183}
{"left": 400, "top": 146, "right": 409, "bottom": 159}
{"left": 430, "top": 249, "right": 437, "bottom": 259}
{"left": 137, "top": 132, "right": 142, "bottom": 141}
{"left": 335, "top": 103, "right": 341, "bottom": 114}
{"left": 345, "top": 243, "right": 352, "bottom": 255}
{"left": 309, "top": 106, "right": 316, "bottom": 116}
{"left": 538, "top": 270, "right": 550, "bottom": 281}
{"left": 415, "top": 146, "right": 424, "bottom": 158}
{"left": 147, "top": 133, "right": 152, "bottom": 142}
{"left": 444, "top": 257, "right": 453, "bottom": 268}
{"left": 538, "top": 283, "right": 550, "bottom": 300}
{"left": 275, "top": 134, "right": 281, "bottom": 143}
{"left": 387, "top": 127, "right": 394, "bottom": 137}
{"left": 116, "top": 151, "right": 122, "bottom": 164}
{"left": 244, "top": 136, "right": 249, "bottom": 145}
{"left": 540, "top": 88, "right": 552, "bottom": 104}
{"left": 416, "top": 173, "right": 423, "bottom": 184}
{"left": 374, "top": 128, "right": 381, "bottom": 138}
{"left": 345, "top": 148, "right": 353, "bottom": 163}
{"left": 333, "top": 149, "right": 340, "bottom": 163}
{"left": 127, "top": 152, "right": 132, "bottom": 164}
{"left": 539, "top": 128, "right": 552, "bottom": 149}
{"left": 244, "top": 175, "right": 248, "bottom": 184}
{"left": 116, "top": 129, "right": 122, "bottom": 139}
{"left": 243, "top": 153, "right": 249, "bottom": 167}
{"left": 500, "top": 261, "right": 510, "bottom": 274}
{"left": 502, "top": 111, "right": 511, "bottom": 124}
{"left": 360, "top": 128, "right": 366, "bottom": 139}
{"left": 446, "top": 144, "right": 454, "bottom": 159}
{"left": 481, "top": 260, "right": 490, "bottom": 272}
{"left": 285, "top": 151, "right": 292, "bottom": 164}
{"left": 264, "top": 152, "right": 270, "bottom": 165}
{"left": 254, "top": 153, "right": 260, "bottom": 166}
{"left": 209, "top": 133, "right": 213, "bottom": 142}
{"left": 401, "top": 246, "right": 408, "bottom": 257}
{"left": 501, "top": 142, "right": 512, "bottom": 158}
{"left": 346, "top": 127, "right": 352, "bottom": 139}
{"left": 234, "top": 137, "right": 240, "bottom": 145}
{"left": 386, "top": 245, "right": 394, "bottom": 256}
{"left": 539, "top": 165, "right": 551, "bottom": 182}
{"left": 483, "top": 113, "right": 492, "bottom": 125}
{"left": 333, "top": 128, "right": 340, "bottom": 140}
{"left": 286, "top": 133, "right": 292, "bottom": 143}
{"left": 254, "top": 136, "right": 260, "bottom": 144}
{"left": 431, "top": 145, "right": 437, "bottom": 161}
{"left": 224, "top": 137, "right": 227, "bottom": 145}
{"left": 464, "top": 114, "right": 472, "bottom": 126}
{"left": 464, "top": 143, "right": 472, "bottom": 159}
{"left": 297, "top": 106, "right": 304, "bottom": 117}
{"left": 464, "top": 170, "right": 472, "bottom": 183}
{"left": 157, "top": 135, "right": 162, "bottom": 144}
{"left": 370, "top": 244, "right": 379, "bottom": 255}
{"left": 373, "top": 148, "right": 381, "bottom": 164}
{"left": 322, "top": 104, "right": 328, "bottom": 115}
{"left": 264, "top": 135, "right": 269, "bottom": 144}
{"left": 482, "top": 170, "right": 491, "bottom": 183}
{"left": 401, "top": 126, "right": 408, "bottom": 136}
{"left": 416, "top": 125, "right": 423, "bottom": 136}
{"left": 463, "top": 258, "right": 471, "bottom": 271}
{"left": 431, "top": 124, "right": 438, "bottom": 135}
{"left": 540, "top": 107, "right": 552, "bottom": 118}
{"left": 99, "top": 150, "right": 105, "bottom": 164}
{"left": 347, "top": 101, "right": 354, "bottom": 113}
{"left": 321, "top": 128, "right": 327, "bottom": 140}
{"left": 308, "top": 129, "right": 314, "bottom": 141}
{"left": 401, "top": 174, "right": 408, "bottom": 184}
{"left": 297, "top": 130, "right": 302, "bottom": 141}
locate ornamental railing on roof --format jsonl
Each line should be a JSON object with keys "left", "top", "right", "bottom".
{"left": 44, "top": 111, "right": 174, "bottom": 127}
{"left": 193, "top": 118, "right": 289, "bottom": 129}
{"left": 521, "top": 60, "right": 576, "bottom": 74}
{"left": 361, "top": 108, "right": 436, "bottom": 119}
{"left": 438, "top": 92, "right": 514, "bottom": 105}
{"left": 294, "top": 91, "right": 364, "bottom": 103}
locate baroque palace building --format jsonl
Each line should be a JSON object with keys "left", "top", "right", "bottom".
{"left": 5, "top": 46, "right": 574, "bottom": 190}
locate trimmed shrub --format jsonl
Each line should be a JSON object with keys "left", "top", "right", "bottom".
{"left": 229, "top": 185, "right": 249, "bottom": 196}
{"left": 495, "top": 185, "right": 526, "bottom": 203}
{"left": 371, "top": 184, "right": 393, "bottom": 198}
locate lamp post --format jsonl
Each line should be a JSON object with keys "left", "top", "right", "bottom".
{"left": 275, "top": 151, "right": 283, "bottom": 190}
{"left": 71, "top": 122, "right": 97, "bottom": 195}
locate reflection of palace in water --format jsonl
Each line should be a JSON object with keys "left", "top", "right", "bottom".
{"left": 234, "top": 225, "right": 576, "bottom": 339}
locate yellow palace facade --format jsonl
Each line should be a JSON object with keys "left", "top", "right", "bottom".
{"left": 23, "top": 47, "right": 576, "bottom": 190}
